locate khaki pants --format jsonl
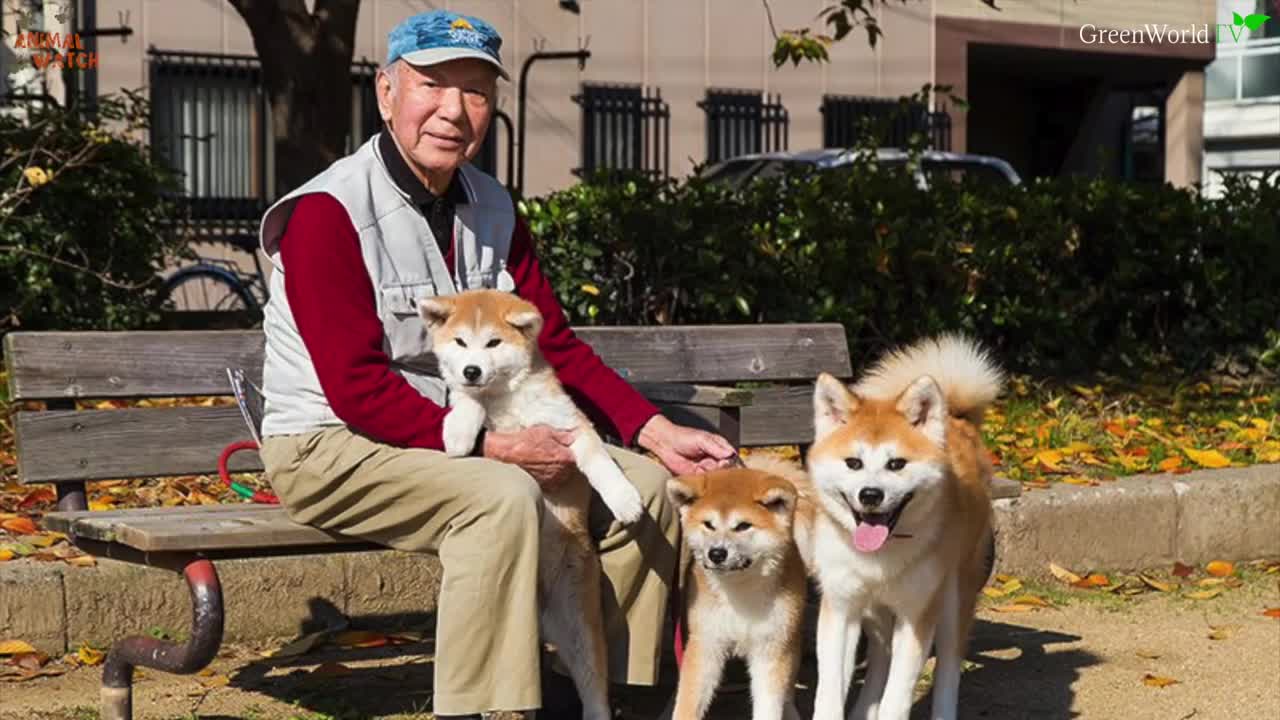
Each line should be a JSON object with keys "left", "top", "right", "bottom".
{"left": 260, "top": 425, "right": 679, "bottom": 716}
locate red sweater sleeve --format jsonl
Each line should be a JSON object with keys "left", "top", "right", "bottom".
{"left": 509, "top": 217, "right": 661, "bottom": 445}
{"left": 278, "top": 193, "right": 449, "bottom": 449}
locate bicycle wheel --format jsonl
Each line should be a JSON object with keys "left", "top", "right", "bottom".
{"left": 156, "top": 266, "right": 261, "bottom": 328}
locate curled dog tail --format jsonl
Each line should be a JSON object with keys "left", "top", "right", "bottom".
{"left": 853, "top": 332, "right": 1005, "bottom": 427}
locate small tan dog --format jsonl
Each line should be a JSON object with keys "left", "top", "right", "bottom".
{"left": 667, "top": 455, "right": 810, "bottom": 720}
{"left": 796, "top": 333, "right": 1003, "bottom": 720}
{"left": 418, "top": 288, "right": 645, "bottom": 720}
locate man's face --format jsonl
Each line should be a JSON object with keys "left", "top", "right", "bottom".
{"left": 377, "top": 58, "right": 497, "bottom": 179}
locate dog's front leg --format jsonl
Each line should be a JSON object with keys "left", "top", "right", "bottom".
{"left": 812, "top": 593, "right": 859, "bottom": 720}
{"left": 569, "top": 429, "right": 644, "bottom": 524}
{"left": 848, "top": 607, "right": 893, "bottom": 720}
{"left": 873, "top": 610, "right": 938, "bottom": 720}
{"left": 442, "top": 393, "right": 486, "bottom": 457}
{"left": 671, "top": 635, "right": 727, "bottom": 720}
{"left": 748, "top": 644, "right": 800, "bottom": 720}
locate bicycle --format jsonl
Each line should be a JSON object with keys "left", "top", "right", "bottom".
{"left": 155, "top": 233, "right": 270, "bottom": 328}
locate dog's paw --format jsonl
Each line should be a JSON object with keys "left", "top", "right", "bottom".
{"left": 443, "top": 403, "right": 485, "bottom": 458}
{"left": 600, "top": 483, "right": 645, "bottom": 525}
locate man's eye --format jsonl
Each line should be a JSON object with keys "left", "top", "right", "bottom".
{"left": 455, "top": 338, "right": 467, "bottom": 348}
{"left": 486, "top": 338, "right": 501, "bottom": 348}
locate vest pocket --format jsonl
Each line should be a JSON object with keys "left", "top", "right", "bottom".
{"left": 380, "top": 281, "right": 436, "bottom": 316}
{"left": 379, "top": 282, "right": 436, "bottom": 364}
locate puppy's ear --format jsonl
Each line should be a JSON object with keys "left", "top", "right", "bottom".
{"left": 813, "top": 373, "right": 858, "bottom": 441}
{"left": 666, "top": 475, "right": 703, "bottom": 515}
{"left": 418, "top": 297, "right": 455, "bottom": 329}
{"left": 897, "top": 375, "right": 947, "bottom": 447}
{"left": 756, "top": 483, "right": 796, "bottom": 517}
{"left": 505, "top": 308, "right": 544, "bottom": 339}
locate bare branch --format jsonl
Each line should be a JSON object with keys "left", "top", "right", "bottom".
{"left": 0, "top": 245, "right": 155, "bottom": 290}
{"left": 762, "top": 0, "right": 780, "bottom": 40}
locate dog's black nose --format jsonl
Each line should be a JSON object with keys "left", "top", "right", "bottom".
{"left": 707, "top": 547, "right": 728, "bottom": 565}
{"left": 858, "top": 487, "right": 885, "bottom": 508}
{"left": 463, "top": 365, "right": 482, "bottom": 382}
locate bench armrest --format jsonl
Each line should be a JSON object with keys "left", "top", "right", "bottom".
{"left": 633, "top": 382, "right": 754, "bottom": 408}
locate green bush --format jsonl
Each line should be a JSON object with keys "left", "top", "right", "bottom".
{"left": 520, "top": 161, "right": 1280, "bottom": 377}
{"left": 0, "top": 91, "right": 187, "bottom": 337}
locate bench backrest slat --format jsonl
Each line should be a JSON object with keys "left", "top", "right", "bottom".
{"left": 5, "top": 325, "right": 852, "bottom": 401}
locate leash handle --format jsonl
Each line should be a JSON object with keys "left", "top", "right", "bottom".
{"left": 218, "top": 440, "right": 279, "bottom": 504}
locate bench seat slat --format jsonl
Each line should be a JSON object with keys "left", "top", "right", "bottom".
{"left": 45, "top": 506, "right": 360, "bottom": 552}
{"left": 4, "top": 325, "right": 852, "bottom": 400}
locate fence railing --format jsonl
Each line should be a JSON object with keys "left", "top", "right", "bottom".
{"left": 572, "top": 82, "right": 670, "bottom": 178}
{"left": 698, "top": 88, "right": 789, "bottom": 164}
{"left": 821, "top": 94, "right": 951, "bottom": 151}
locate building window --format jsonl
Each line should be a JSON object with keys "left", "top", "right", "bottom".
{"left": 1206, "top": 40, "right": 1280, "bottom": 102}
{"left": 820, "top": 94, "right": 951, "bottom": 151}
{"left": 697, "top": 88, "right": 789, "bottom": 164}
{"left": 148, "top": 49, "right": 382, "bottom": 226}
{"left": 572, "top": 82, "right": 670, "bottom": 178}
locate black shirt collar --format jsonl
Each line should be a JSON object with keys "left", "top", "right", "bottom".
{"left": 378, "top": 128, "right": 469, "bottom": 209}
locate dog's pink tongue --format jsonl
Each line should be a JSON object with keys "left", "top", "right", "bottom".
{"left": 854, "top": 522, "right": 890, "bottom": 553}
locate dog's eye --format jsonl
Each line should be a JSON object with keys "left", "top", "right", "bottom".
{"left": 455, "top": 338, "right": 468, "bottom": 348}
{"left": 486, "top": 338, "right": 502, "bottom": 348}
{"left": 734, "top": 521, "right": 752, "bottom": 532}
{"left": 702, "top": 520, "right": 716, "bottom": 531}
{"left": 845, "top": 457, "right": 863, "bottom": 470}
{"left": 886, "top": 458, "right": 907, "bottom": 471}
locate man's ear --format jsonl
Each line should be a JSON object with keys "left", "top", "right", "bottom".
{"left": 666, "top": 475, "right": 703, "bottom": 515}
{"left": 813, "top": 373, "right": 859, "bottom": 441}
{"left": 418, "top": 297, "right": 455, "bottom": 330}
{"left": 505, "top": 308, "right": 543, "bottom": 339}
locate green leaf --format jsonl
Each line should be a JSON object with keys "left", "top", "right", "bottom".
{"left": 1232, "top": 11, "right": 1244, "bottom": 25}
{"left": 1244, "top": 13, "right": 1270, "bottom": 31}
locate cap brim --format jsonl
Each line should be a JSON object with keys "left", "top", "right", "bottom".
{"left": 399, "top": 47, "right": 510, "bottom": 81}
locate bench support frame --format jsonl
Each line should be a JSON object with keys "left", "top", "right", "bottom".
{"left": 100, "top": 557, "right": 225, "bottom": 720}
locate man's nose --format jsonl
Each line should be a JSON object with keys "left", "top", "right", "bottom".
{"left": 436, "top": 87, "right": 465, "bottom": 119}
{"left": 463, "top": 365, "right": 482, "bottom": 382}
{"left": 707, "top": 547, "right": 728, "bottom": 565}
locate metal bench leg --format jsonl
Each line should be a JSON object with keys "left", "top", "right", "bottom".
{"left": 101, "top": 558, "right": 224, "bottom": 720}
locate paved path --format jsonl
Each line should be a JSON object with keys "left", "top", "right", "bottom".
{"left": 2, "top": 574, "right": 1276, "bottom": 720}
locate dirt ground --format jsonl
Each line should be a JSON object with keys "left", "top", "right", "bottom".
{"left": 1, "top": 572, "right": 1276, "bottom": 720}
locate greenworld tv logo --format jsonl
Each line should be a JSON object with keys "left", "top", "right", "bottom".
{"left": 1080, "top": 11, "right": 1271, "bottom": 45}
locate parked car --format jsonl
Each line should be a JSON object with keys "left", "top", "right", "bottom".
{"left": 698, "top": 148, "right": 1023, "bottom": 189}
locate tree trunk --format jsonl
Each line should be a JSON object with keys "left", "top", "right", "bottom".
{"left": 227, "top": 0, "right": 361, "bottom": 198}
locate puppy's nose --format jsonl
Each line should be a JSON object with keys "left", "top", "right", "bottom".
{"left": 707, "top": 547, "right": 728, "bottom": 565}
{"left": 463, "top": 365, "right": 482, "bottom": 382}
{"left": 858, "top": 487, "right": 885, "bottom": 508}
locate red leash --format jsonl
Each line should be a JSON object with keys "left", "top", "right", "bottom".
{"left": 217, "top": 440, "right": 279, "bottom": 504}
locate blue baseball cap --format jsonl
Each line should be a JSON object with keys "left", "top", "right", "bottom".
{"left": 385, "top": 10, "right": 510, "bottom": 81}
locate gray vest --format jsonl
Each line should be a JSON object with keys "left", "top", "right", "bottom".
{"left": 257, "top": 135, "right": 517, "bottom": 439}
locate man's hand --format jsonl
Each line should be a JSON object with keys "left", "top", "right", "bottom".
{"left": 483, "top": 425, "right": 579, "bottom": 490}
{"left": 636, "top": 414, "right": 737, "bottom": 475}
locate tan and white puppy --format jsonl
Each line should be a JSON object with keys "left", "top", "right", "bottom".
{"left": 667, "top": 455, "right": 809, "bottom": 720}
{"left": 418, "top": 288, "right": 644, "bottom": 720}
{"left": 796, "top": 333, "right": 1003, "bottom": 720}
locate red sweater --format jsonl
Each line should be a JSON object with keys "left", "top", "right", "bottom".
{"left": 277, "top": 193, "right": 659, "bottom": 451}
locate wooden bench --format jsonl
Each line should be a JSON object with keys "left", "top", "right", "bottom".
{"left": 4, "top": 324, "right": 894, "bottom": 718}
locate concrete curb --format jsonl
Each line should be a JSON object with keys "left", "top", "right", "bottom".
{"left": 3, "top": 464, "right": 1278, "bottom": 655}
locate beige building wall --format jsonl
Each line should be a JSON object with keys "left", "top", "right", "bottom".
{"left": 935, "top": 0, "right": 1214, "bottom": 31}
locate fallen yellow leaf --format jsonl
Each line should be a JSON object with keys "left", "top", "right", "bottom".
{"left": 982, "top": 586, "right": 1009, "bottom": 599}
{"left": 1012, "top": 594, "right": 1053, "bottom": 608}
{"left": 1034, "top": 450, "right": 1064, "bottom": 472}
{"left": 0, "top": 640, "right": 37, "bottom": 655}
{"left": 1135, "top": 649, "right": 1162, "bottom": 659}
{"left": 1186, "top": 589, "right": 1222, "bottom": 600}
{"left": 1049, "top": 562, "right": 1082, "bottom": 584}
{"left": 1158, "top": 457, "right": 1184, "bottom": 472}
{"left": 1072, "top": 573, "right": 1111, "bottom": 589}
{"left": 1140, "top": 575, "right": 1175, "bottom": 593}
{"left": 1206, "top": 560, "right": 1234, "bottom": 577}
{"left": 989, "top": 604, "right": 1037, "bottom": 613}
{"left": 1207, "top": 625, "right": 1237, "bottom": 641}
{"left": 77, "top": 645, "right": 104, "bottom": 666}
{"left": 1142, "top": 674, "right": 1180, "bottom": 688}
{"left": 0, "top": 550, "right": 14, "bottom": 562}
{"left": 1183, "top": 447, "right": 1231, "bottom": 469}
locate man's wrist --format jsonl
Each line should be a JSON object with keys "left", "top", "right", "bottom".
{"left": 636, "top": 414, "right": 670, "bottom": 450}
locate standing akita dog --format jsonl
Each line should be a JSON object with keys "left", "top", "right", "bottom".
{"left": 666, "top": 455, "right": 809, "bottom": 720}
{"left": 797, "top": 333, "right": 1004, "bottom": 720}
{"left": 418, "top": 289, "right": 646, "bottom": 720}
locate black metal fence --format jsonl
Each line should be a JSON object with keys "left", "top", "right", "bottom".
{"left": 821, "top": 94, "right": 951, "bottom": 151}
{"left": 572, "top": 82, "right": 670, "bottom": 178}
{"left": 697, "top": 88, "right": 788, "bottom": 164}
{"left": 147, "top": 48, "right": 381, "bottom": 233}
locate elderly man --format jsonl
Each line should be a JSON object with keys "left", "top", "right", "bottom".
{"left": 255, "top": 9, "right": 735, "bottom": 719}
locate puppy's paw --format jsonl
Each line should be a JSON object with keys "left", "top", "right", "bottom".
{"left": 600, "top": 482, "right": 645, "bottom": 525}
{"left": 443, "top": 402, "right": 485, "bottom": 457}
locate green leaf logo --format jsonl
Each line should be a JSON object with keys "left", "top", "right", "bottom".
{"left": 1234, "top": 12, "right": 1271, "bottom": 31}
